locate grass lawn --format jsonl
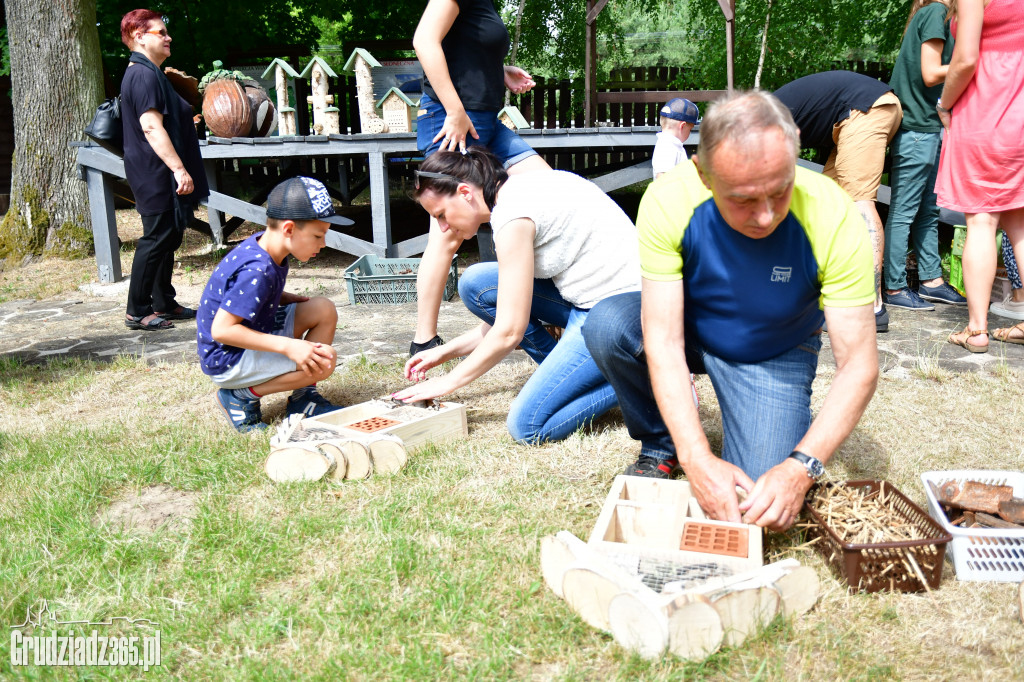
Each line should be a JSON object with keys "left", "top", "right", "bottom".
{"left": 1, "top": 211, "right": 1023, "bottom": 680}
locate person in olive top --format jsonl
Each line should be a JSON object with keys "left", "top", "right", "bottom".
{"left": 883, "top": 0, "right": 966, "bottom": 311}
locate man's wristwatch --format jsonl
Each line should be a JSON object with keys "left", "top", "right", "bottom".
{"left": 788, "top": 450, "right": 825, "bottom": 480}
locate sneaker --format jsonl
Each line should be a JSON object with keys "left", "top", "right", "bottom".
{"left": 883, "top": 288, "right": 934, "bottom": 311}
{"left": 623, "top": 455, "right": 681, "bottom": 479}
{"left": 990, "top": 294, "right": 1024, "bottom": 321}
{"left": 216, "top": 389, "right": 266, "bottom": 433}
{"left": 918, "top": 282, "right": 967, "bottom": 306}
{"left": 875, "top": 304, "right": 889, "bottom": 333}
{"left": 286, "top": 389, "right": 342, "bottom": 418}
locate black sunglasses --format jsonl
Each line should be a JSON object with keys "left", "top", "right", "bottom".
{"left": 414, "top": 170, "right": 460, "bottom": 190}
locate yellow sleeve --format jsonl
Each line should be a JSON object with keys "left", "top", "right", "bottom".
{"left": 637, "top": 161, "right": 709, "bottom": 281}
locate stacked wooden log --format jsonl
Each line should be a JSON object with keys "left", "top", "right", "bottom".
{"left": 541, "top": 531, "right": 818, "bottom": 660}
{"left": 264, "top": 399, "right": 467, "bottom": 483}
{"left": 933, "top": 479, "right": 1024, "bottom": 529}
{"left": 541, "top": 476, "right": 819, "bottom": 660}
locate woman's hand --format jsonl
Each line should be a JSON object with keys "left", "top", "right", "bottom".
{"left": 392, "top": 374, "right": 458, "bottom": 403}
{"left": 173, "top": 168, "right": 194, "bottom": 195}
{"left": 404, "top": 345, "right": 449, "bottom": 381}
{"left": 503, "top": 66, "right": 536, "bottom": 94}
{"left": 937, "top": 107, "right": 951, "bottom": 131}
{"left": 433, "top": 109, "right": 478, "bottom": 153}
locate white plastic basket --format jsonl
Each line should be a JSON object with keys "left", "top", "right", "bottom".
{"left": 921, "top": 470, "right": 1024, "bottom": 582}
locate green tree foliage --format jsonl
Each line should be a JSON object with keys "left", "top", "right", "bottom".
{"left": 680, "top": 0, "right": 906, "bottom": 91}
{"left": 95, "top": 1, "right": 348, "bottom": 82}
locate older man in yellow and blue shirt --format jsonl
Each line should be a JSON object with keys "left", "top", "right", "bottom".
{"left": 582, "top": 91, "right": 878, "bottom": 532}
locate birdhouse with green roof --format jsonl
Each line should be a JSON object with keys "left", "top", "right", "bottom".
{"left": 498, "top": 105, "right": 530, "bottom": 131}
{"left": 343, "top": 48, "right": 387, "bottom": 134}
{"left": 300, "top": 57, "right": 340, "bottom": 135}
{"left": 377, "top": 88, "right": 418, "bottom": 134}
{"left": 261, "top": 58, "right": 300, "bottom": 135}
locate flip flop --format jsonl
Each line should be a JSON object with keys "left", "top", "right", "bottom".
{"left": 154, "top": 306, "right": 196, "bottom": 320}
{"left": 947, "top": 327, "right": 988, "bottom": 353}
{"left": 992, "top": 322, "right": 1024, "bottom": 345}
{"left": 125, "top": 314, "right": 174, "bottom": 331}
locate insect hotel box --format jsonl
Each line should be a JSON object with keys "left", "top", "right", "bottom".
{"left": 802, "top": 480, "right": 951, "bottom": 593}
{"left": 587, "top": 476, "right": 763, "bottom": 585}
{"left": 267, "top": 399, "right": 467, "bottom": 483}
{"left": 541, "top": 476, "right": 819, "bottom": 662}
{"left": 921, "top": 470, "right": 1024, "bottom": 582}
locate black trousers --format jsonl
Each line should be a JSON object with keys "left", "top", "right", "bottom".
{"left": 126, "top": 209, "right": 182, "bottom": 317}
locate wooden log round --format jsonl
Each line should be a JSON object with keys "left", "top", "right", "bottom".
{"left": 608, "top": 591, "right": 669, "bottom": 659}
{"left": 265, "top": 445, "right": 333, "bottom": 483}
{"left": 540, "top": 532, "right": 581, "bottom": 599}
{"left": 202, "top": 79, "right": 253, "bottom": 138}
{"left": 710, "top": 585, "right": 781, "bottom": 648}
{"left": 318, "top": 442, "right": 349, "bottom": 483}
{"left": 341, "top": 439, "right": 373, "bottom": 480}
{"left": 772, "top": 565, "right": 820, "bottom": 618}
{"left": 367, "top": 434, "right": 408, "bottom": 474}
{"left": 561, "top": 566, "right": 622, "bottom": 633}
{"left": 666, "top": 597, "right": 724, "bottom": 661}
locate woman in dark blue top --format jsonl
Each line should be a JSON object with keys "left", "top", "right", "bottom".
{"left": 119, "top": 9, "right": 208, "bottom": 330}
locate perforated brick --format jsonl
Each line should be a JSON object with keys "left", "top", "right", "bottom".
{"left": 680, "top": 522, "right": 749, "bottom": 559}
{"left": 344, "top": 416, "right": 401, "bottom": 433}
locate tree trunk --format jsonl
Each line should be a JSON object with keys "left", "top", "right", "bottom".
{"left": 504, "top": 0, "right": 527, "bottom": 107}
{"left": 0, "top": 0, "right": 104, "bottom": 264}
{"left": 754, "top": 0, "right": 772, "bottom": 90}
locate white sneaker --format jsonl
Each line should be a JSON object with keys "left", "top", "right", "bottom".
{"left": 990, "top": 293, "right": 1024, "bottom": 321}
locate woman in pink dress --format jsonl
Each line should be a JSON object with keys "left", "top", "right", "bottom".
{"left": 935, "top": 0, "right": 1024, "bottom": 352}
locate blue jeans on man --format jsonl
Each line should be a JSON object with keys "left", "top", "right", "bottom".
{"left": 582, "top": 292, "right": 821, "bottom": 481}
{"left": 883, "top": 129, "right": 943, "bottom": 290}
{"left": 458, "top": 263, "right": 619, "bottom": 444}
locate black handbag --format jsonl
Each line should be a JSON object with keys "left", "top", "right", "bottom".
{"left": 83, "top": 97, "right": 123, "bottom": 156}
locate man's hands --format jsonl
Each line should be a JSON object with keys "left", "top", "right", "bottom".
{"left": 685, "top": 455, "right": 755, "bottom": 525}
{"left": 688, "top": 456, "right": 812, "bottom": 532}
{"left": 739, "top": 458, "right": 814, "bottom": 532}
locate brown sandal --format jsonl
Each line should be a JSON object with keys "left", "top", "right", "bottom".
{"left": 948, "top": 327, "right": 988, "bottom": 353}
{"left": 992, "top": 322, "right": 1024, "bottom": 345}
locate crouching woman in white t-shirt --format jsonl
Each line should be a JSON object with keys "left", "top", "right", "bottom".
{"left": 393, "top": 149, "right": 640, "bottom": 443}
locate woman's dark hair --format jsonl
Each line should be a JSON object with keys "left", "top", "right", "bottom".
{"left": 121, "top": 9, "right": 163, "bottom": 49}
{"left": 413, "top": 148, "right": 508, "bottom": 210}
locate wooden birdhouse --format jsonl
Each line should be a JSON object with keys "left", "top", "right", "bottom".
{"left": 498, "top": 105, "right": 530, "bottom": 131}
{"left": 343, "top": 48, "right": 388, "bottom": 134}
{"left": 261, "top": 58, "right": 300, "bottom": 136}
{"left": 299, "top": 56, "right": 341, "bottom": 135}
{"left": 377, "top": 88, "right": 418, "bottom": 134}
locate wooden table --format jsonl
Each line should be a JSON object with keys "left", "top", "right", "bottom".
{"left": 75, "top": 127, "right": 664, "bottom": 283}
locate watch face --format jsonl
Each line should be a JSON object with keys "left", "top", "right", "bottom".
{"left": 808, "top": 458, "right": 825, "bottom": 478}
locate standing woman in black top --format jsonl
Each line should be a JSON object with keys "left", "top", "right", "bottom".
{"left": 410, "top": 0, "right": 550, "bottom": 354}
{"left": 119, "top": 9, "right": 209, "bottom": 330}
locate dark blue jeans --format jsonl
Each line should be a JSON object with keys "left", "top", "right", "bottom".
{"left": 458, "top": 263, "right": 619, "bottom": 444}
{"left": 582, "top": 292, "right": 821, "bottom": 480}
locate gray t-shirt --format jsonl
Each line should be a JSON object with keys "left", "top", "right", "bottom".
{"left": 489, "top": 171, "right": 640, "bottom": 309}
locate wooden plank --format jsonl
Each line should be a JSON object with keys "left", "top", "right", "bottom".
{"left": 591, "top": 161, "right": 652, "bottom": 192}
{"left": 368, "top": 152, "right": 394, "bottom": 256}
{"left": 599, "top": 90, "right": 729, "bottom": 104}
{"left": 85, "top": 167, "right": 122, "bottom": 283}
{"left": 205, "top": 190, "right": 268, "bottom": 225}
{"left": 324, "top": 230, "right": 384, "bottom": 258}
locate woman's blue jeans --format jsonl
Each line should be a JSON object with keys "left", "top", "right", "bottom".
{"left": 458, "top": 262, "right": 619, "bottom": 444}
{"left": 884, "top": 129, "right": 943, "bottom": 290}
{"left": 582, "top": 292, "right": 821, "bottom": 480}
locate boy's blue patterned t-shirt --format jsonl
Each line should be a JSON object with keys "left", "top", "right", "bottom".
{"left": 196, "top": 233, "right": 288, "bottom": 375}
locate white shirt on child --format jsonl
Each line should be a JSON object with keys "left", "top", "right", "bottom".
{"left": 651, "top": 131, "right": 688, "bottom": 178}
